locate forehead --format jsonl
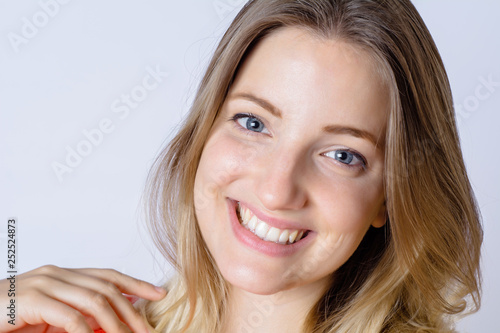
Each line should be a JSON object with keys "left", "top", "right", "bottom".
{"left": 228, "top": 27, "right": 389, "bottom": 141}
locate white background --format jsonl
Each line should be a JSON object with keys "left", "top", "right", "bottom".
{"left": 1, "top": 1, "right": 498, "bottom": 332}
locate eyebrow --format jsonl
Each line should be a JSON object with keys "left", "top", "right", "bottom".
{"left": 229, "top": 92, "right": 383, "bottom": 149}
{"left": 229, "top": 92, "right": 283, "bottom": 118}
{"left": 322, "top": 125, "right": 383, "bottom": 149}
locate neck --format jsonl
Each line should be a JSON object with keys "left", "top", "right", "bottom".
{"left": 220, "top": 279, "right": 328, "bottom": 333}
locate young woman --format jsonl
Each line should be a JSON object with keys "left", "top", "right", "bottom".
{"left": 1, "top": 0, "right": 482, "bottom": 332}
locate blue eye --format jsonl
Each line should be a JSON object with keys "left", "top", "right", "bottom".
{"left": 233, "top": 113, "right": 270, "bottom": 134}
{"left": 325, "top": 149, "right": 366, "bottom": 168}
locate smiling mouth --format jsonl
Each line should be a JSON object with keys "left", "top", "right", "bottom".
{"left": 236, "top": 202, "right": 310, "bottom": 245}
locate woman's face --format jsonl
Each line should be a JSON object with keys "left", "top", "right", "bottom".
{"left": 194, "top": 27, "right": 388, "bottom": 295}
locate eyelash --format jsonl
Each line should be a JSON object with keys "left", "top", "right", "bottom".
{"left": 323, "top": 149, "right": 368, "bottom": 171}
{"left": 228, "top": 113, "right": 269, "bottom": 136}
{"left": 228, "top": 112, "right": 367, "bottom": 171}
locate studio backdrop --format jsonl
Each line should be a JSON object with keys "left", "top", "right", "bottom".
{"left": 1, "top": 1, "right": 498, "bottom": 332}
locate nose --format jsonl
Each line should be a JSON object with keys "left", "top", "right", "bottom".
{"left": 254, "top": 148, "right": 308, "bottom": 211}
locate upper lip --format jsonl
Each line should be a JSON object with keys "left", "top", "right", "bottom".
{"left": 234, "top": 199, "right": 311, "bottom": 231}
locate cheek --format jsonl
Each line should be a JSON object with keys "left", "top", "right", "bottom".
{"left": 193, "top": 132, "right": 254, "bottom": 212}
{"left": 313, "top": 175, "right": 384, "bottom": 234}
{"left": 293, "top": 178, "right": 384, "bottom": 281}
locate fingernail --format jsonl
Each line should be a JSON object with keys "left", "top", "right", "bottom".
{"left": 155, "top": 286, "right": 166, "bottom": 293}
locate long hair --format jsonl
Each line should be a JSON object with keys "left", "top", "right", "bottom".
{"left": 139, "top": 1, "right": 482, "bottom": 332}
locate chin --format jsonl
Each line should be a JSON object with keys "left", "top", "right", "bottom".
{"left": 224, "top": 267, "right": 294, "bottom": 295}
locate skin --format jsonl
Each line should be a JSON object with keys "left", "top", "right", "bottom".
{"left": 0, "top": 27, "right": 389, "bottom": 333}
{"left": 194, "top": 27, "right": 389, "bottom": 332}
{"left": 0, "top": 265, "right": 165, "bottom": 333}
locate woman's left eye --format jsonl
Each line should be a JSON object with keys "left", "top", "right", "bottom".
{"left": 324, "top": 150, "right": 366, "bottom": 168}
{"left": 232, "top": 114, "right": 270, "bottom": 134}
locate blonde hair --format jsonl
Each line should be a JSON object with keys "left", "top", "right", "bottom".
{"left": 139, "top": 1, "right": 482, "bottom": 332}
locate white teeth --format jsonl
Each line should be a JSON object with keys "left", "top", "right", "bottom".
{"left": 265, "top": 227, "right": 281, "bottom": 243}
{"left": 248, "top": 215, "right": 258, "bottom": 231}
{"left": 278, "top": 230, "right": 290, "bottom": 244}
{"left": 255, "top": 222, "right": 270, "bottom": 238}
{"left": 237, "top": 202, "right": 308, "bottom": 245}
{"left": 244, "top": 205, "right": 251, "bottom": 222}
{"left": 288, "top": 230, "right": 299, "bottom": 243}
{"left": 238, "top": 205, "right": 248, "bottom": 225}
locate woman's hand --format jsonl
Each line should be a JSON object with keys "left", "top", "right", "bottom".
{"left": 0, "top": 265, "right": 166, "bottom": 333}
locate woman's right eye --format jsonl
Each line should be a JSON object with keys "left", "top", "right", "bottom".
{"left": 232, "top": 113, "right": 270, "bottom": 134}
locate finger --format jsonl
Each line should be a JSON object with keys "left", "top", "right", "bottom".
{"left": 37, "top": 279, "right": 134, "bottom": 333}
{"left": 20, "top": 292, "right": 94, "bottom": 333}
{"left": 12, "top": 315, "right": 98, "bottom": 333}
{"left": 25, "top": 266, "right": 151, "bottom": 333}
{"left": 68, "top": 267, "right": 166, "bottom": 300}
{"left": 37, "top": 270, "right": 152, "bottom": 333}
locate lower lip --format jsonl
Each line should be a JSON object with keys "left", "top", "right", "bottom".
{"left": 227, "top": 198, "right": 314, "bottom": 257}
